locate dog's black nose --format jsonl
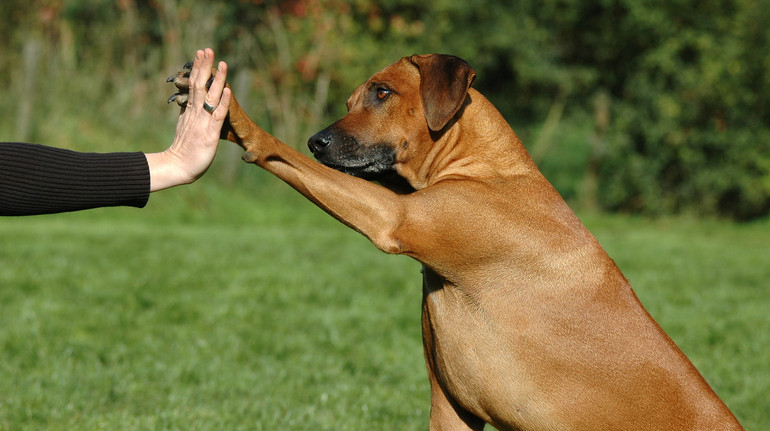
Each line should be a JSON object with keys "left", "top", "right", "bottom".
{"left": 308, "top": 131, "right": 331, "bottom": 155}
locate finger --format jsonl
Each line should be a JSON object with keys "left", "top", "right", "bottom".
{"left": 186, "top": 50, "right": 204, "bottom": 101}
{"left": 210, "top": 87, "right": 232, "bottom": 121}
{"left": 205, "top": 61, "right": 228, "bottom": 106}
{"left": 215, "top": 87, "right": 232, "bottom": 116}
{"left": 192, "top": 48, "right": 215, "bottom": 105}
{"left": 209, "top": 87, "right": 232, "bottom": 133}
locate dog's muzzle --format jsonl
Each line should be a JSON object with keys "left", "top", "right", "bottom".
{"left": 307, "top": 127, "right": 396, "bottom": 179}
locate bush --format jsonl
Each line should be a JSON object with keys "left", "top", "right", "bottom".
{"left": 595, "top": 0, "right": 770, "bottom": 220}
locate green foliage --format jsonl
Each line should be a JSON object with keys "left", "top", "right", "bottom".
{"left": 597, "top": 0, "right": 770, "bottom": 220}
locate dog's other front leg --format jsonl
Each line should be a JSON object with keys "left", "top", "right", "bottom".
{"left": 423, "top": 297, "right": 486, "bottom": 431}
{"left": 425, "top": 369, "right": 485, "bottom": 431}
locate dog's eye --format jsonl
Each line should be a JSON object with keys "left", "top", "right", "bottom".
{"left": 376, "top": 87, "right": 391, "bottom": 101}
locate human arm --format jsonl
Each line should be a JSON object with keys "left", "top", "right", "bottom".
{"left": 0, "top": 49, "right": 230, "bottom": 216}
{"left": 0, "top": 142, "right": 150, "bottom": 216}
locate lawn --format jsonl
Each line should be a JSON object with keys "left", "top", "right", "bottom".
{"left": 1, "top": 180, "right": 768, "bottom": 430}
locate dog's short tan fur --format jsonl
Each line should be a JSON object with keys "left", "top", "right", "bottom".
{"left": 171, "top": 54, "right": 742, "bottom": 430}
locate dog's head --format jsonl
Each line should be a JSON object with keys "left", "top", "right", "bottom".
{"left": 307, "top": 54, "right": 476, "bottom": 184}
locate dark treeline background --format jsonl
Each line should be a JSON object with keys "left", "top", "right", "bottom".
{"left": 2, "top": 0, "right": 768, "bottom": 220}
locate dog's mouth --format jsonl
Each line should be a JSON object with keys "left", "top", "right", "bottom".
{"left": 308, "top": 128, "right": 396, "bottom": 179}
{"left": 315, "top": 148, "right": 396, "bottom": 180}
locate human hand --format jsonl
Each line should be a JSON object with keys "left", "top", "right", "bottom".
{"left": 146, "top": 48, "right": 232, "bottom": 192}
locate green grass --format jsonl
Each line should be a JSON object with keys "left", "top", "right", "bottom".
{"left": 0, "top": 179, "right": 768, "bottom": 430}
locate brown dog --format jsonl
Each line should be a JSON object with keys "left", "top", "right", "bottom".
{"left": 170, "top": 54, "right": 743, "bottom": 430}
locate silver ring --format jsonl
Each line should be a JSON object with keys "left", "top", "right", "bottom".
{"left": 203, "top": 100, "right": 217, "bottom": 113}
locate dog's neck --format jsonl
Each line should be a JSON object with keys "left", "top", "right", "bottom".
{"left": 396, "top": 90, "right": 536, "bottom": 190}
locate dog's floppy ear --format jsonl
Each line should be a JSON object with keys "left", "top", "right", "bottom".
{"left": 409, "top": 54, "right": 476, "bottom": 132}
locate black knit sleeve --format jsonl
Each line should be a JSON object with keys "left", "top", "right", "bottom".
{"left": 0, "top": 142, "right": 150, "bottom": 216}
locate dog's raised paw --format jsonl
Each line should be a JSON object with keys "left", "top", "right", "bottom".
{"left": 166, "top": 60, "right": 193, "bottom": 107}
{"left": 166, "top": 61, "right": 220, "bottom": 107}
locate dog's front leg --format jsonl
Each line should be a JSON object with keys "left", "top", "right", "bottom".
{"left": 426, "top": 384, "right": 485, "bottom": 431}
{"left": 241, "top": 128, "right": 406, "bottom": 253}
{"left": 223, "top": 94, "right": 411, "bottom": 255}
{"left": 423, "top": 295, "right": 486, "bottom": 431}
